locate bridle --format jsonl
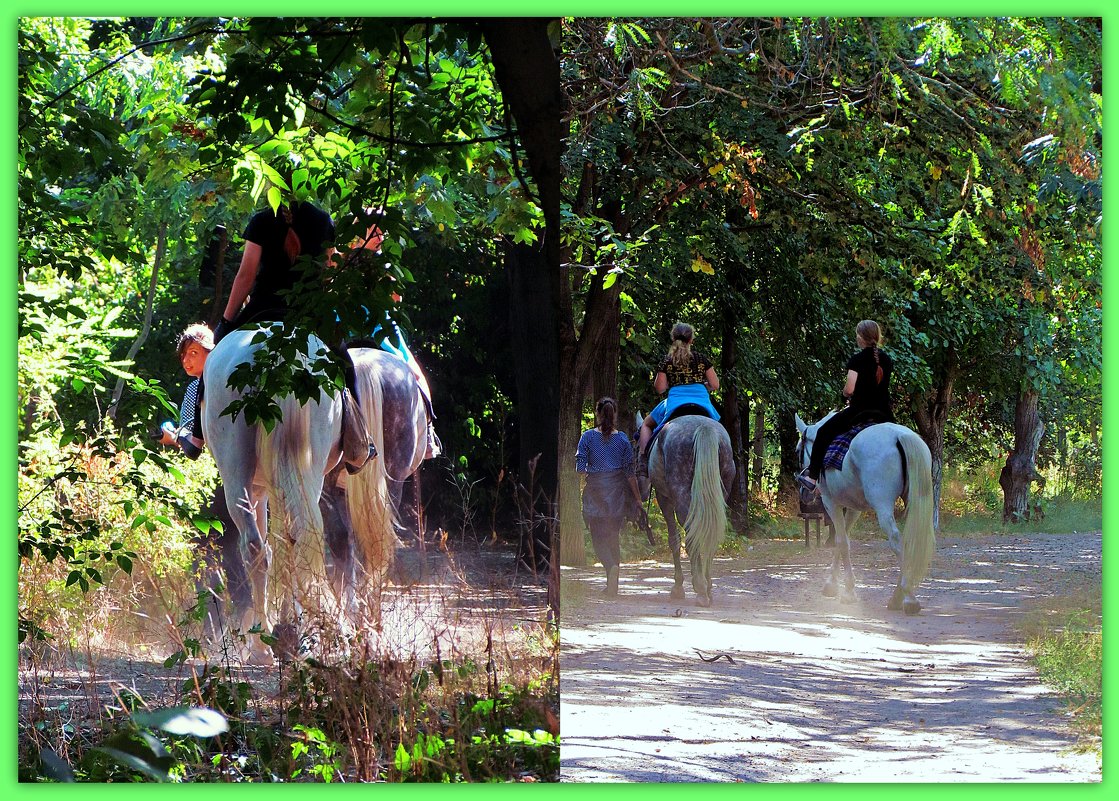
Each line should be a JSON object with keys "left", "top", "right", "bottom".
{"left": 795, "top": 427, "right": 814, "bottom": 470}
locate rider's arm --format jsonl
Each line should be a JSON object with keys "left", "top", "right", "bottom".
{"left": 704, "top": 367, "right": 720, "bottom": 392}
{"left": 842, "top": 369, "right": 858, "bottom": 399}
{"left": 222, "top": 241, "right": 263, "bottom": 320}
{"left": 653, "top": 372, "right": 668, "bottom": 394}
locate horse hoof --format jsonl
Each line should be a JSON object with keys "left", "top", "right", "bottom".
{"left": 903, "top": 600, "right": 921, "bottom": 616}
{"left": 840, "top": 592, "right": 857, "bottom": 605}
{"left": 669, "top": 587, "right": 685, "bottom": 600}
{"left": 246, "top": 648, "right": 274, "bottom": 666}
{"left": 822, "top": 583, "right": 838, "bottom": 598}
{"left": 887, "top": 593, "right": 904, "bottom": 611}
{"left": 695, "top": 595, "right": 712, "bottom": 608}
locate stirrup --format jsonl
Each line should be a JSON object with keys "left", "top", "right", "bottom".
{"left": 178, "top": 435, "right": 203, "bottom": 461}
{"left": 796, "top": 470, "right": 819, "bottom": 494}
{"left": 345, "top": 443, "right": 378, "bottom": 475}
{"left": 424, "top": 421, "right": 442, "bottom": 460}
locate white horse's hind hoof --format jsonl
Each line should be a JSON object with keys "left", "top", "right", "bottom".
{"left": 822, "top": 582, "right": 838, "bottom": 598}
{"left": 695, "top": 594, "right": 712, "bottom": 608}
{"left": 669, "top": 586, "right": 686, "bottom": 600}
{"left": 903, "top": 600, "right": 921, "bottom": 615}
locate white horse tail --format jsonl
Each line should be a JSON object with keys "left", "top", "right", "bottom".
{"left": 260, "top": 397, "right": 327, "bottom": 609}
{"left": 899, "top": 430, "right": 936, "bottom": 591}
{"left": 346, "top": 360, "right": 397, "bottom": 587}
{"left": 683, "top": 423, "right": 728, "bottom": 561}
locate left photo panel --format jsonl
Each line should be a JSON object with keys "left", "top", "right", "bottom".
{"left": 16, "top": 17, "right": 561, "bottom": 782}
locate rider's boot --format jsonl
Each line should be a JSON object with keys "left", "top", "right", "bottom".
{"left": 635, "top": 448, "right": 649, "bottom": 478}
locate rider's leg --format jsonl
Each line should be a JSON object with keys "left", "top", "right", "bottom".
{"left": 334, "top": 345, "right": 376, "bottom": 474}
{"left": 801, "top": 409, "right": 856, "bottom": 488}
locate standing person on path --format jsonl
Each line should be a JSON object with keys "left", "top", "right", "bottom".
{"left": 636, "top": 322, "right": 721, "bottom": 477}
{"left": 798, "top": 319, "right": 895, "bottom": 493}
{"left": 155, "top": 323, "right": 251, "bottom": 633}
{"left": 576, "top": 398, "right": 647, "bottom": 596}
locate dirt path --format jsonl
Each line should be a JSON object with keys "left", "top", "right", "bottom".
{"left": 560, "top": 530, "right": 1101, "bottom": 782}
{"left": 19, "top": 541, "right": 551, "bottom": 732}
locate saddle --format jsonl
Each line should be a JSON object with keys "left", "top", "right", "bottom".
{"left": 821, "top": 421, "right": 876, "bottom": 472}
{"left": 650, "top": 403, "right": 713, "bottom": 447}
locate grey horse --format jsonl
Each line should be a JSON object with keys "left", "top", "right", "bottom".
{"left": 646, "top": 415, "right": 735, "bottom": 607}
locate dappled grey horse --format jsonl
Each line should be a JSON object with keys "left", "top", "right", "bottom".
{"left": 646, "top": 415, "right": 735, "bottom": 607}
{"left": 321, "top": 348, "right": 431, "bottom": 599}
{"left": 795, "top": 412, "right": 936, "bottom": 614}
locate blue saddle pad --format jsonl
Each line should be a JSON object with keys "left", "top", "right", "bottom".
{"left": 823, "top": 423, "right": 875, "bottom": 472}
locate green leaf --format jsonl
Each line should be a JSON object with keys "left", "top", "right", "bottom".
{"left": 394, "top": 742, "right": 411, "bottom": 772}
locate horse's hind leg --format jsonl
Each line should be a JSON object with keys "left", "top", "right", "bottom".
{"left": 321, "top": 470, "right": 359, "bottom": 624}
{"left": 877, "top": 508, "right": 921, "bottom": 614}
{"left": 659, "top": 500, "right": 685, "bottom": 600}
{"left": 689, "top": 544, "right": 712, "bottom": 607}
{"left": 224, "top": 484, "right": 273, "bottom": 663}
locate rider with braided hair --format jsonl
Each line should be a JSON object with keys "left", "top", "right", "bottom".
{"left": 799, "top": 319, "right": 895, "bottom": 493}
{"left": 636, "top": 322, "right": 720, "bottom": 477}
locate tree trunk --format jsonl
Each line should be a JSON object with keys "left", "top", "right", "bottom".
{"left": 777, "top": 404, "right": 801, "bottom": 504}
{"left": 503, "top": 241, "right": 560, "bottom": 574}
{"left": 720, "top": 317, "right": 749, "bottom": 534}
{"left": 999, "top": 389, "right": 1045, "bottom": 523}
{"left": 751, "top": 398, "right": 766, "bottom": 497}
{"left": 481, "top": 22, "right": 564, "bottom": 614}
{"left": 107, "top": 222, "right": 166, "bottom": 423}
{"left": 206, "top": 225, "right": 228, "bottom": 328}
{"left": 912, "top": 366, "right": 956, "bottom": 532}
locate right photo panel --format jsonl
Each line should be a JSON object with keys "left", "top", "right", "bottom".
{"left": 558, "top": 17, "right": 1102, "bottom": 782}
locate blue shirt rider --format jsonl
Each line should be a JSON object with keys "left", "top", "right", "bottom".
{"left": 636, "top": 321, "right": 721, "bottom": 477}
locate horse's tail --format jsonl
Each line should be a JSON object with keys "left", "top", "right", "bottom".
{"left": 260, "top": 396, "right": 327, "bottom": 607}
{"left": 899, "top": 430, "right": 936, "bottom": 590}
{"left": 683, "top": 423, "right": 728, "bottom": 560}
{"left": 346, "top": 360, "right": 397, "bottom": 588}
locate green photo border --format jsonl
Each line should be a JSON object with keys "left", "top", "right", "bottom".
{"left": 5, "top": 2, "right": 1112, "bottom": 795}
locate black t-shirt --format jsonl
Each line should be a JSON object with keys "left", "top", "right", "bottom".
{"left": 846, "top": 347, "right": 893, "bottom": 414}
{"left": 242, "top": 202, "right": 335, "bottom": 308}
{"left": 658, "top": 350, "right": 713, "bottom": 387}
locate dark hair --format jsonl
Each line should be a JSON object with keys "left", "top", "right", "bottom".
{"left": 176, "top": 323, "right": 215, "bottom": 357}
{"left": 595, "top": 397, "right": 618, "bottom": 437}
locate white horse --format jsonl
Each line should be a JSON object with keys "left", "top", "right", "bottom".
{"left": 795, "top": 412, "right": 936, "bottom": 614}
{"left": 202, "top": 326, "right": 395, "bottom": 660}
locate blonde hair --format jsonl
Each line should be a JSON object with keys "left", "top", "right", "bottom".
{"left": 855, "top": 320, "right": 885, "bottom": 384}
{"left": 176, "top": 323, "right": 215, "bottom": 357}
{"left": 668, "top": 322, "right": 695, "bottom": 370}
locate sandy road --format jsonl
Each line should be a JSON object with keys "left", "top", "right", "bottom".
{"left": 560, "top": 530, "right": 1101, "bottom": 782}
